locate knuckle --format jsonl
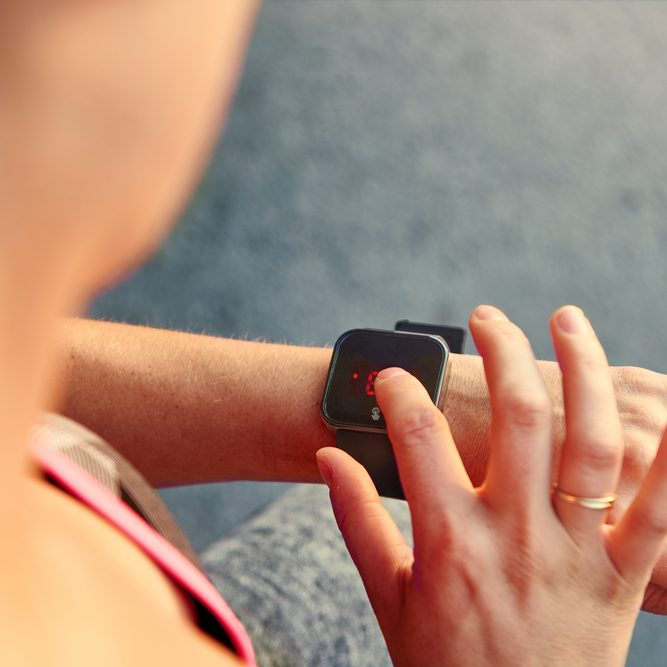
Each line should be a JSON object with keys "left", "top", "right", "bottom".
{"left": 573, "top": 354, "right": 608, "bottom": 375}
{"left": 499, "top": 391, "right": 552, "bottom": 430}
{"left": 334, "top": 497, "right": 382, "bottom": 537}
{"left": 569, "top": 435, "right": 620, "bottom": 471}
{"left": 424, "top": 527, "right": 458, "bottom": 562}
{"left": 392, "top": 406, "right": 443, "bottom": 446}
{"left": 632, "top": 505, "right": 667, "bottom": 538}
{"left": 621, "top": 434, "right": 655, "bottom": 480}
{"left": 424, "top": 529, "right": 479, "bottom": 578}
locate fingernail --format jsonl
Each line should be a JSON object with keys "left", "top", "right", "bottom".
{"left": 556, "top": 306, "right": 587, "bottom": 334}
{"left": 473, "top": 305, "right": 507, "bottom": 321}
{"left": 376, "top": 367, "right": 408, "bottom": 382}
{"left": 317, "top": 455, "right": 334, "bottom": 487}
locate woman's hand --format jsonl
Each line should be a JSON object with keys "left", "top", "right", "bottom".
{"left": 317, "top": 305, "right": 667, "bottom": 667}
{"left": 445, "top": 351, "right": 667, "bottom": 614}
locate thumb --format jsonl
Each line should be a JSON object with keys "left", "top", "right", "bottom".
{"left": 316, "top": 446, "right": 412, "bottom": 626}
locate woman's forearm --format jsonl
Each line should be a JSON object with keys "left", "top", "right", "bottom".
{"left": 58, "top": 318, "right": 337, "bottom": 486}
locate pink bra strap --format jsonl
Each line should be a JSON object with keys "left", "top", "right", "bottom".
{"left": 30, "top": 438, "right": 256, "bottom": 666}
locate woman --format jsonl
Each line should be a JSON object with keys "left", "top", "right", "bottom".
{"left": 2, "top": 2, "right": 667, "bottom": 665}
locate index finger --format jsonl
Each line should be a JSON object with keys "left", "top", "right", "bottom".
{"left": 375, "top": 367, "right": 473, "bottom": 533}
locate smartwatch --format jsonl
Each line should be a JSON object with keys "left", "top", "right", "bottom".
{"left": 320, "top": 321, "right": 466, "bottom": 499}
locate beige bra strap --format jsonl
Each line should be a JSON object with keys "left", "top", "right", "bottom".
{"left": 32, "top": 413, "right": 205, "bottom": 573}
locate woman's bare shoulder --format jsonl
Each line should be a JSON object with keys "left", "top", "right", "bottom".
{"left": 1, "top": 471, "right": 243, "bottom": 666}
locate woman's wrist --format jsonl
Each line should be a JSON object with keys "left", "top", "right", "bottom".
{"left": 443, "top": 353, "right": 491, "bottom": 486}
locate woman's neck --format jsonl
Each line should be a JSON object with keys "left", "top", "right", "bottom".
{"left": 0, "top": 315, "right": 58, "bottom": 531}
{"left": 0, "top": 248, "right": 82, "bottom": 549}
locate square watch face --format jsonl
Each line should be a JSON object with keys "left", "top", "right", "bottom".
{"left": 321, "top": 329, "right": 448, "bottom": 431}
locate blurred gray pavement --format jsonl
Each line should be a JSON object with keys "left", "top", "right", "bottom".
{"left": 89, "top": 2, "right": 667, "bottom": 663}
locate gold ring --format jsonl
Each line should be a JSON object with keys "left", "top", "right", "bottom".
{"left": 552, "top": 486, "right": 617, "bottom": 510}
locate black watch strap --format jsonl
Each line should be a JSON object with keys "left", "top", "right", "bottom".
{"left": 395, "top": 320, "right": 467, "bottom": 353}
{"left": 336, "top": 429, "right": 404, "bottom": 499}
